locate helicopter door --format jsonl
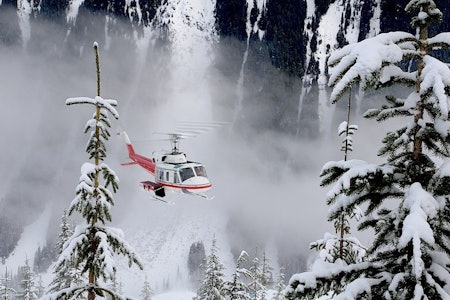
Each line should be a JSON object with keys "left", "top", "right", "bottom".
{"left": 167, "top": 171, "right": 178, "bottom": 184}
{"left": 174, "top": 171, "right": 180, "bottom": 184}
{"left": 165, "top": 171, "right": 170, "bottom": 182}
{"left": 156, "top": 168, "right": 164, "bottom": 181}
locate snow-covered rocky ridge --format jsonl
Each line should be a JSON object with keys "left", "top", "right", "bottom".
{"left": 4, "top": 0, "right": 449, "bottom": 136}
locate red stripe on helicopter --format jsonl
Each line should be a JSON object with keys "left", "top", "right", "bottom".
{"left": 158, "top": 182, "right": 212, "bottom": 190}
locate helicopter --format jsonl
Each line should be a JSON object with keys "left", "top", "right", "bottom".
{"left": 118, "top": 130, "right": 212, "bottom": 201}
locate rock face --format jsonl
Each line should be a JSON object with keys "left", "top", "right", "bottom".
{"left": 2, "top": 1, "right": 449, "bottom": 132}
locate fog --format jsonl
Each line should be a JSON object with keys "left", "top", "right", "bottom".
{"left": 0, "top": 16, "right": 386, "bottom": 279}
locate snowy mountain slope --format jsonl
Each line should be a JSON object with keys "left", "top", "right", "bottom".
{"left": 112, "top": 193, "right": 234, "bottom": 297}
{"left": 0, "top": 204, "right": 51, "bottom": 275}
{"left": 153, "top": 290, "right": 196, "bottom": 300}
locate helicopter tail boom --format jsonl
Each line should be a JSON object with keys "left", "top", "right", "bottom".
{"left": 118, "top": 130, "right": 156, "bottom": 174}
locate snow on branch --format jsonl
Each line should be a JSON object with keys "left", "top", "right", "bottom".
{"left": 103, "top": 226, "right": 144, "bottom": 269}
{"left": 420, "top": 55, "right": 450, "bottom": 118}
{"left": 328, "top": 32, "right": 415, "bottom": 103}
{"left": 405, "top": 0, "right": 443, "bottom": 25}
{"left": 399, "top": 183, "right": 438, "bottom": 248}
{"left": 286, "top": 260, "right": 381, "bottom": 298}
{"left": 333, "top": 276, "right": 386, "bottom": 300}
{"left": 95, "top": 230, "right": 116, "bottom": 279}
{"left": 321, "top": 159, "right": 395, "bottom": 201}
{"left": 429, "top": 162, "right": 450, "bottom": 194}
{"left": 66, "top": 96, "right": 119, "bottom": 119}
{"left": 428, "top": 32, "right": 450, "bottom": 49}
{"left": 338, "top": 121, "right": 358, "bottom": 153}
{"left": 56, "top": 225, "right": 89, "bottom": 268}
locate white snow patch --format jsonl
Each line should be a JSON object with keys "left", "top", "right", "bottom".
{"left": 66, "top": 0, "right": 86, "bottom": 24}
{"left": 17, "top": 0, "right": 31, "bottom": 47}
{"left": 421, "top": 55, "right": 450, "bottom": 118}
{"left": 153, "top": 290, "right": 196, "bottom": 300}
{"left": 399, "top": 183, "right": 438, "bottom": 248}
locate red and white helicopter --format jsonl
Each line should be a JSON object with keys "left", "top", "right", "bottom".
{"left": 119, "top": 130, "right": 212, "bottom": 201}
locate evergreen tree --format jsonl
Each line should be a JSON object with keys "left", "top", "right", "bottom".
{"left": 55, "top": 210, "right": 73, "bottom": 253}
{"left": 47, "top": 209, "right": 83, "bottom": 293}
{"left": 259, "top": 252, "right": 273, "bottom": 289}
{"left": 272, "top": 267, "right": 286, "bottom": 300}
{"left": 43, "top": 42, "right": 143, "bottom": 300}
{"left": 287, "top": 0, "right": 450, "bottom": 299}
{"left": 140, "top": 276, "right": 152, "bottom": 300}
{"left": 248, "top": 255, "right": 265, "bottom": 300}
{"left": 106, "top": 271, "right": 122, "bottom": 300}
{"left": 247, "top": 250, "right": 275, "bottom": 300}
{"left": 310, "top": 92, "right": 366, "bottom": 265}
{"left": 194, "top": 237, "right": 226, "bottom": 300}
{"left": 35, "top": 275, "right": 45, "bottom": 299}
{"left": 0, "top": 268, "right": 16, "bottom": 300}
{"left": 223, "top": 251, "right": 251, "bottom": 300}
{"left": 17, "top": 259, "right": 37, "bottom": 300}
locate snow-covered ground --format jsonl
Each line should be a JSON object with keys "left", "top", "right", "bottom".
{"left": 153, "top": 290, "right": 196, "bottom": 300}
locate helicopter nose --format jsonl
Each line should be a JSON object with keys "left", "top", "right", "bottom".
{"left": 183, "top": 176, "right": 212, "bottom": 193}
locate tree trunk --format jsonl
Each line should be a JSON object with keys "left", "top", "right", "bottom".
{"left": 412, "top": 6, "right": 429, "bottom": 162}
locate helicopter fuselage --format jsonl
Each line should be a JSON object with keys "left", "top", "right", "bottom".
{"left": 121, "top": 133, "right": 212, "bottom": 198}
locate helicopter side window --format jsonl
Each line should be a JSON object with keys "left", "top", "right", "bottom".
{"left": 174, "top": 172, "right": 180, "bottom": 184}
{"left": 179, "top": 167, "right": 195, "bottom": 182}
{"left": 194, "top": 166, "right": 207, "bottom": 177}
{"left": 157, "top": 169, "right": 164, "bottom": 181}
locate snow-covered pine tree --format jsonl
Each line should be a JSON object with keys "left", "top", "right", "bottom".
{"left": 194, "top": 237, "right": 226, "bottom": 300}
{"left": 55, "top": 210, "right": 73, "bottom": 253}
{"left": 47, "top": 210, "right": 82, "bottom": 293}
{"left": 272, "top": 267, "right": 285, "bottom": 300}
{"left": 140, "top": 276, "right": 152, "bottom": 300}
{"left": 310, "top": 92, "right": 366, "bottom": 265}
{"left": 222, "top": 250, "right": 251, "bottom": 300}
{"left": 248, "top": 255, "right": 266, "bottom": 300}
{"left": 287, "top": 0, "right": 450, "bottom": 299}
{"left": 43, "top": 42, "right": 143, "bottom": 300}
{"left": 106, "top": 271, "right": 123, "bottom": 300}
{"left": 35, "top": 276, "right": 44, "bottom": 299}
{"left": 259, "top": 252, "right": 273, "bottom": 290}
{"left": 0, "top": 268, "right": 16, "bottom": 300}
{"left": 17, "top": 259, "right": 37, "bottom": 300}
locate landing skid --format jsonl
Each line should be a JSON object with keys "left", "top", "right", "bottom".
{"left": 139, "top": 181, "right": 174, "bottom": 204}
{"left": 182, "top": 189, "right": 215, "bottom": 200}
{"left": 149, "top": 195, "right": 174, "bottom": 205}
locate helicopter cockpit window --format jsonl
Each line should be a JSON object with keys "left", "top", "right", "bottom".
{"left": 194, "top": 166, "right": 207, "bottom": 177}
{"left": 179, "top": 167, "right": 195, "bottom": 182}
